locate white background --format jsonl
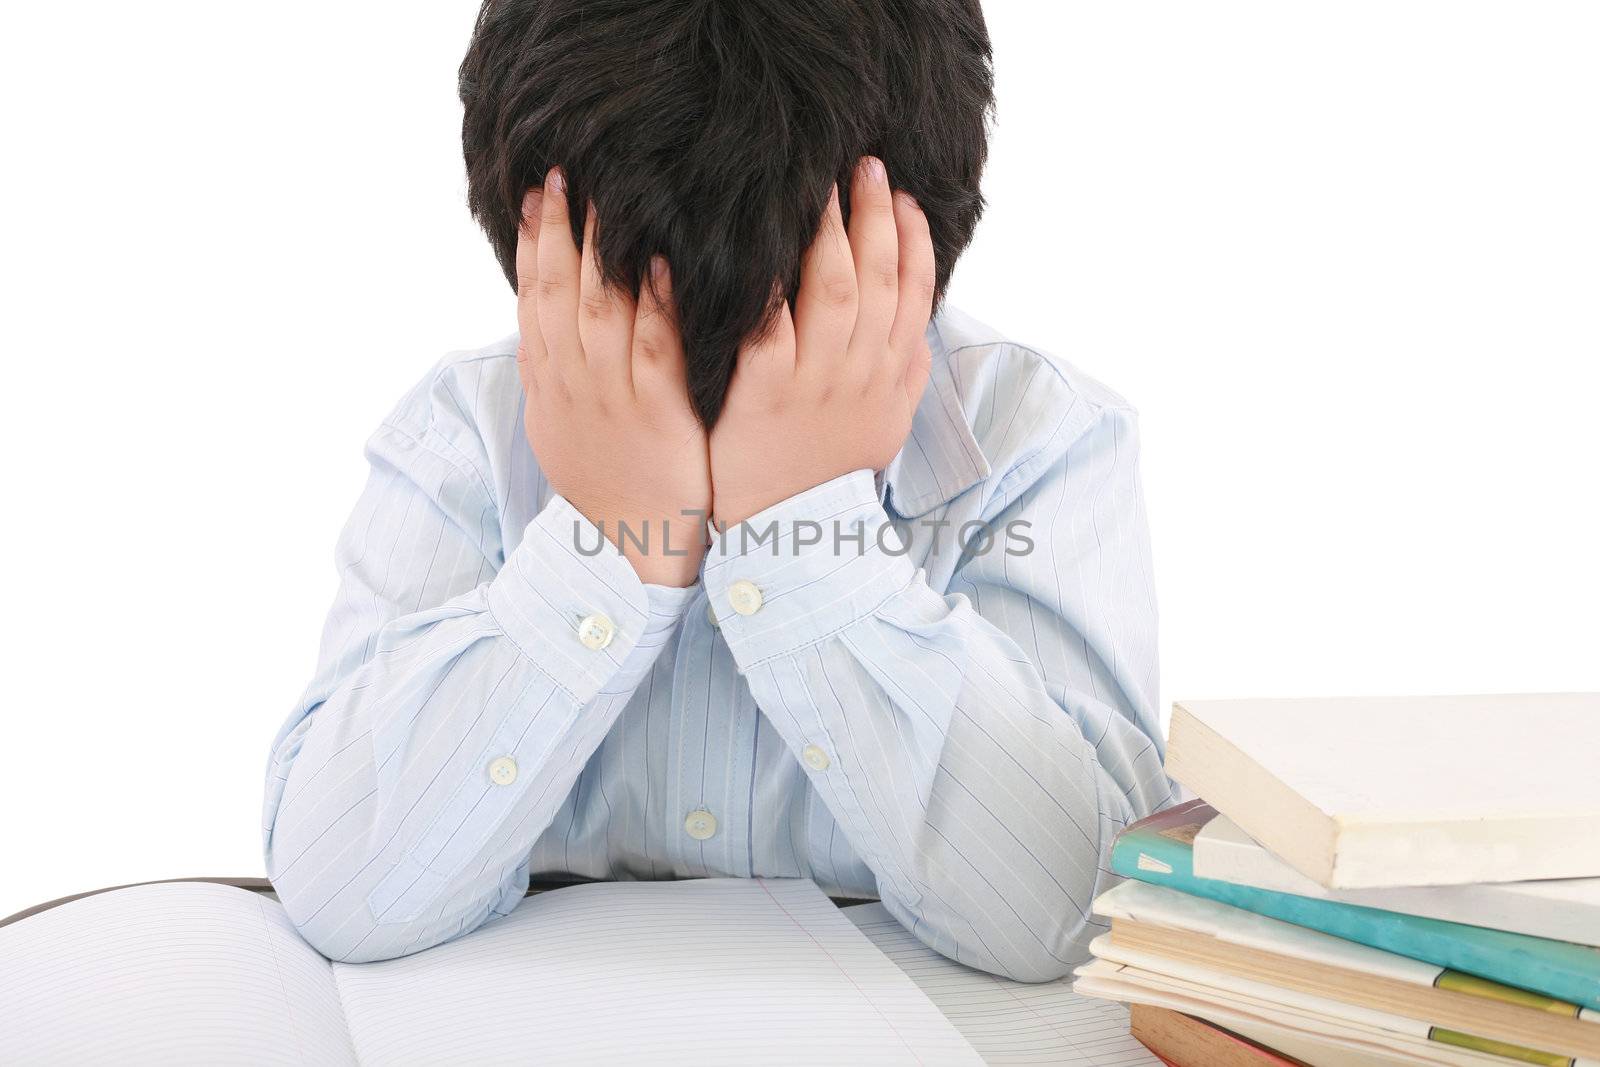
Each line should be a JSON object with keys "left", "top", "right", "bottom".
{"left": 2, "top": 2, "right": 1595, "bottom": 919}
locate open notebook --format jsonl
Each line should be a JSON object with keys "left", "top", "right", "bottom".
{"left": 0, "top": 876, "right": 1156, "bottom": 1065}
{"left": 845, "top": 902, "right": 1159, "bottom": 1065}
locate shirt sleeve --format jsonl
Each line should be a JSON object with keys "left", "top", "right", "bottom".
{"left": 700, "top": 404, "right": 1172, "bottom": 982}
{"left": 261, "top": 419, "right": 694, "bottom": 963}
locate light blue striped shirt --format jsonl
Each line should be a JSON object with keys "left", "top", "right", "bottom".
{"left": 261, "top": 305, "right": 1171, "bottom": 980}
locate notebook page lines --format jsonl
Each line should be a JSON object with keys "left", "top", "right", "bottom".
{"left": 0, "top": 882, "right": 355, "bottom": 1065}
{"left": 329, "top": 877, "right": 980, "bottom": 1065}
{"left": 845, "top": 902, "right": 1160, "bottom": 1065}
{"left": 755, "top": 883, "right": 979, "bottom": 1062}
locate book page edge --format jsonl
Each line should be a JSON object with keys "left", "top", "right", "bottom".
{"left": 1166, "top": 703, "right": 1340, "bottom": 887}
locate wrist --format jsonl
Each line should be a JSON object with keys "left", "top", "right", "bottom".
{"left": 702, "top": 469, "right": 914, "bottom": 662}
{"left": 624, "top": 535, "right": 706, "bottom": 587}
{"left": 713, "top": 470, "right": 860, "bottom": 529}
{"left": 566, "top": 496, "right": 707, "bottom": 587}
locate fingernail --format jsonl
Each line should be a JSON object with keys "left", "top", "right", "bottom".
{"left": 521, "top": 188, "right": 542, "bottom": 219}
{"left": 650, "top": 255, "right": 667, "bottom": 281}
{"left": 547, "top": 167, "right": 565, "bottom": 194}
{"left": 894, "top": 189, "right": 920, "bottom": 210}
{"left": 863, "top": 156, "right": 886, "bottom": 183}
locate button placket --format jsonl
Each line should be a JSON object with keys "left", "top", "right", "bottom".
{"left": 801, "top": 744, "right": 831, "bottom": 772}
{"left": 684, "top": 809, "right": 718, "bottom": 841}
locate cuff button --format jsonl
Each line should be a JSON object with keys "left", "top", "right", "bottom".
{"left": 727, "top": 579, "right": 763, "bottom": 616}
{"left": 577, "top": 613, "right": 616, "bottom": 650}
{"left": 488, "top": 756, "right": 518, "bottom": 785}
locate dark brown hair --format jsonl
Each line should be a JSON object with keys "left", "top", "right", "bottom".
{"left": 460, "top": 0, "right": 994, "bottom": 425}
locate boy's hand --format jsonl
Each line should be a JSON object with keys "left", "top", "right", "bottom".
{"left": 709, "top": 157, "right": 935, "bottom": 528}
{"left": 516, "top": 168, "right": 711, "bottom": 587}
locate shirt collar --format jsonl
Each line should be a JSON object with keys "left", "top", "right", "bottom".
{"left": 877, "top": 317, "right": 992, "bottom": 518}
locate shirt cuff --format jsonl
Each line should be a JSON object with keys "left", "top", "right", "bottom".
{"left": 485, "top": 493, "right": 697, "bottom": 703}
{"left": 702, "top": 469, "right": 917, "bottom": 666}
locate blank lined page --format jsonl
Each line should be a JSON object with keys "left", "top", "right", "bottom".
{"left": 0, "top": 882, "right": 355, "bottom": 1065}
{"left": 845, "top": 902, "right": 1159, "bottom": 1066}
{"left": 331, "top": 877, "right": 981, "bottom": 1065}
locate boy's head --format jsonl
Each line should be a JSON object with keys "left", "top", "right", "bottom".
{"left": 460, "top": 0, "right": 994, "bottom": 426}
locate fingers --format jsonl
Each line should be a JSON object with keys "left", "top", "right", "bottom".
{"left": 903, "top": 339, "right": 934, "bottom": 410}
{"left": 792, "top": 184, "right": 857, "bottom": 370}
{"left": 577, "top": 202, "right": 636, "bottom": 388}
{"left": 845, "top": 157, "right": 900, "bottom": 363}
{"left": 631, "top": 256, "right": 688, "bottom": 398}
{"left": 535, "top": 167, "right": 583, "bottom": 373}
{"left": 514, "top": 188, "right": 547, "bottom": 389}
{"left": 888, "top": 190, "right": 936, "bottom": 383}
{"left": 733, "top": 292, "right": 798, "bottom": 390}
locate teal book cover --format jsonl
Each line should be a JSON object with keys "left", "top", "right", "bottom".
{"left": 1110, "top": 800, "right": 1600, "bottom": 1013}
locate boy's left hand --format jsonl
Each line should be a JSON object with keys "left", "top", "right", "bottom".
{"left": 708, "top": 157, "right": 936, "bottom": 529}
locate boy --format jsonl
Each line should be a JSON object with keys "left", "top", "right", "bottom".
{"left": 262, "top": 0, "right": 1170, "bottom": 981}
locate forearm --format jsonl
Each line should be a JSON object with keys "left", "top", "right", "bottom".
{"left": 262, "top": 494, "right": 691, "bottom": 962}
{"left": 704, "top": 470, "right": 1170, "bottom": 981}
{"left": 741, "top": 624, "right": 1164, "bottom": 980}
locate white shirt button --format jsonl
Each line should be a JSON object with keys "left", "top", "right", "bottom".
{"left": 488, "top": 756, "right": 518, "bottom": 786}
{"left": 705, "top": 599, "right": 720, "bottom": 629}
{"left": 801, "top": 744, "right": 831, "bottom": 772}
{"left": 684, "top": 809, "right": 718, "bottom": 840}
{"left": 727, "top": 579, "right": 763, "bottom": 616}
{"left": 576, "top": 613, "right": 616, "bottom": 650}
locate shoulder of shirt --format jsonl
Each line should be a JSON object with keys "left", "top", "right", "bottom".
{"left": 907, "top": 304, "right": 1138, "bottom": 513}
{"left": 370, "top": 332, "right": 524, "bottom": 503}
{"left": 932, "top": 303, "right": 1137, "bottom": 421}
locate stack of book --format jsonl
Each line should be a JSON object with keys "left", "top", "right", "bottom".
{"left": 1073, "top": 693, "right": 1600, "bottom": 1067}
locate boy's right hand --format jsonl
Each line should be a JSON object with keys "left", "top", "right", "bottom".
{"left": 514, "top": 168, "right": 711, "bottom": 588}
